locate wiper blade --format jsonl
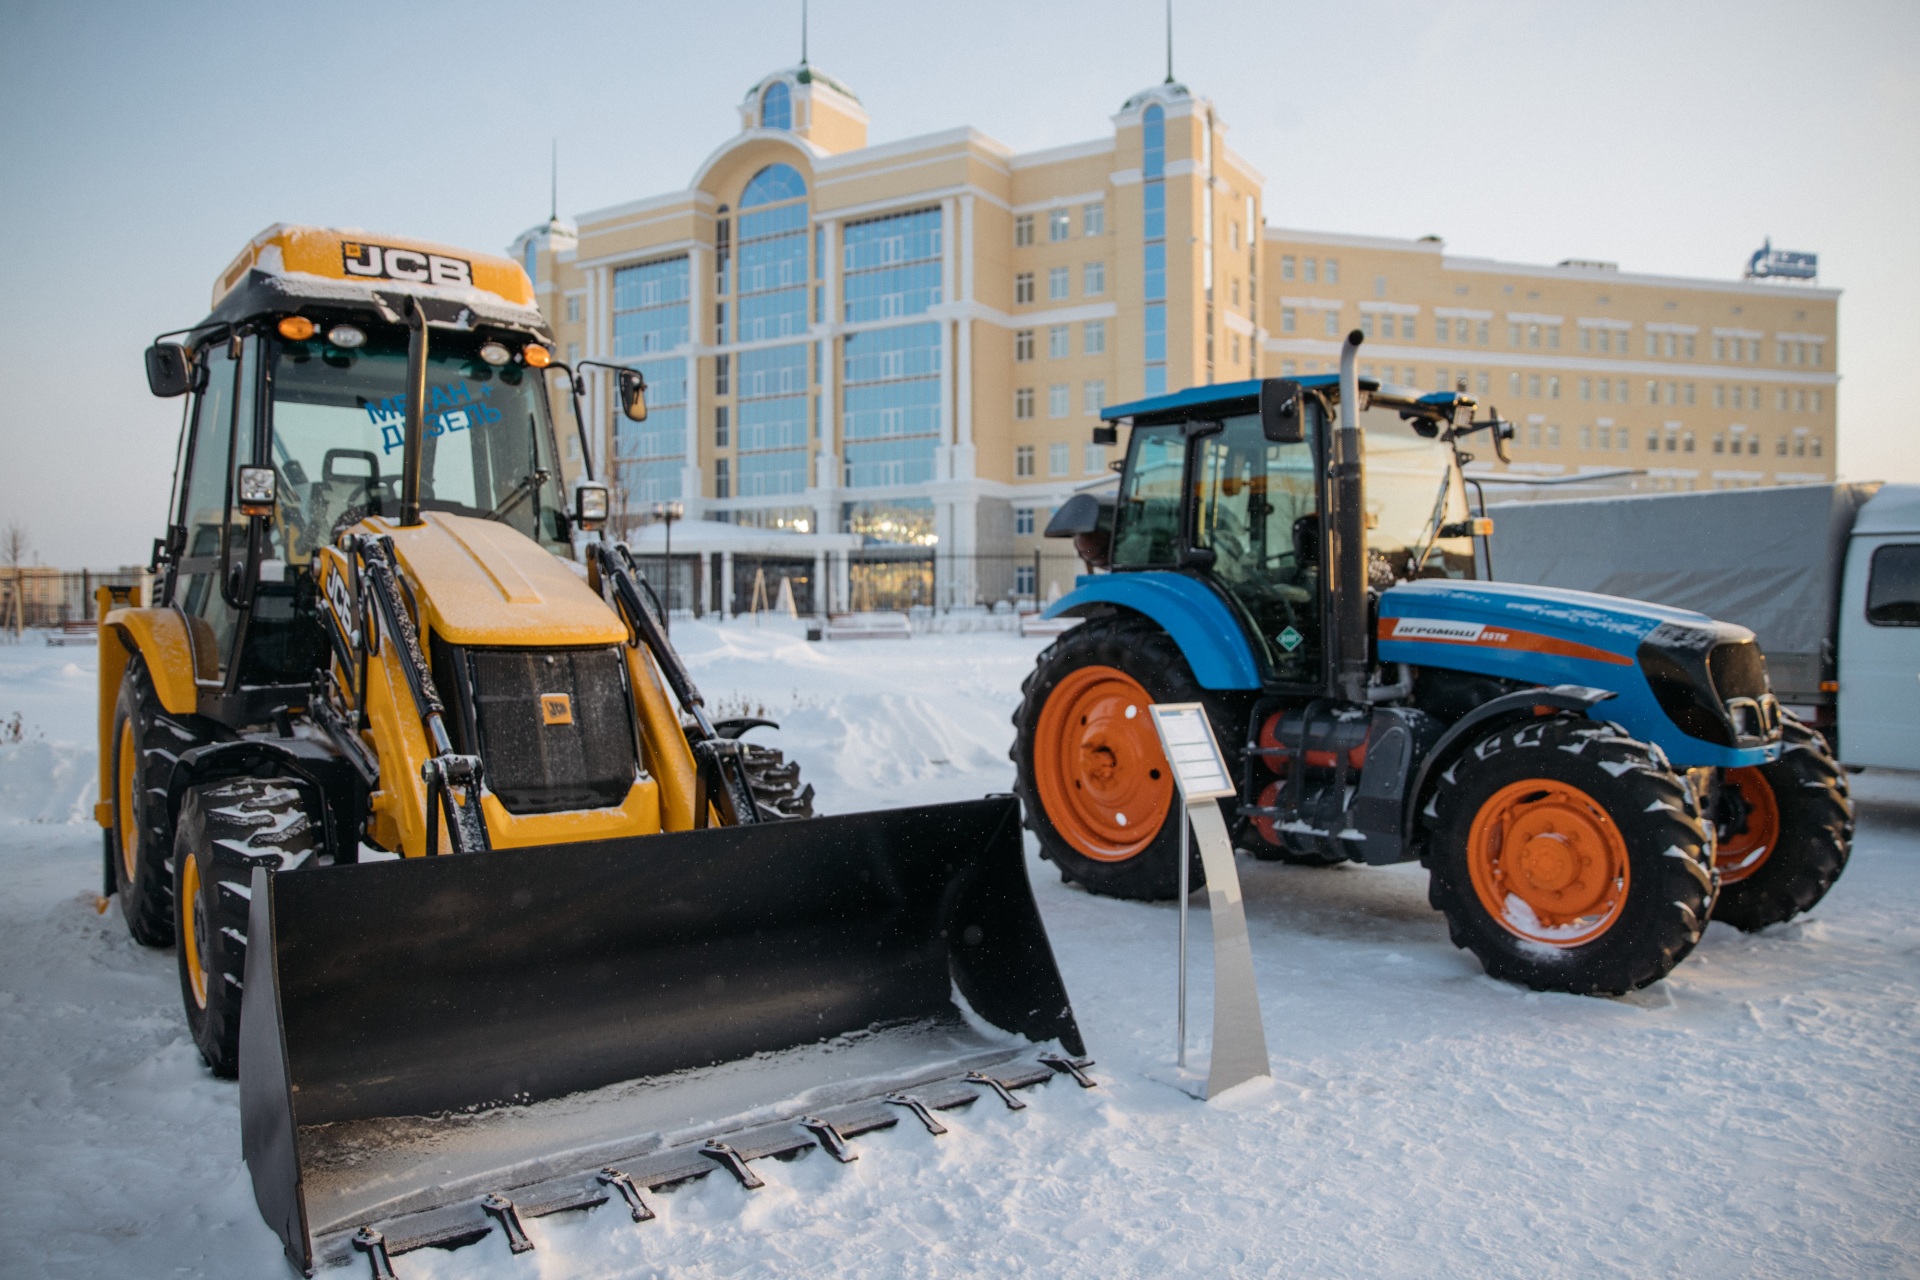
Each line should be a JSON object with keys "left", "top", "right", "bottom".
{"left": 485, "top": 469, "right": 550, "bottom": 522}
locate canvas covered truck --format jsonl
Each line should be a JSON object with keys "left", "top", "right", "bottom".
{"left": 1487, "top": 481, "right": 1920, "bottom": 772}
{"left": 1012, "top": 332, "right": 1854, "bottom": 997}
{"left": 106, "top": 225, "right": 1089, "bottom": 1274}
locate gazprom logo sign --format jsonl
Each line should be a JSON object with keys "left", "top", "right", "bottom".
{"left": 1745, "top": 238, "right": 1818, "bottom": 281}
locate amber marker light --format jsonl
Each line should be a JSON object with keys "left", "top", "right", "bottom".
{"left": 277, "top": 316, "right": 316, "bottom": 341}
{"left": 523, "top": 344, "right": 552, "bottom": 368}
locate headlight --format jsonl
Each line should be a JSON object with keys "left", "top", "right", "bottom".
{"left": 478, "top": 341, "right": 511, "bottom": 366}
{"left": 237, "top": 466, "right": 277, "bottom": 518}
{"left": 575, "top": 482, "right": 610, "bottom": 526}
{"left": 328, "top": 324, "right": 366, "bottom": 349}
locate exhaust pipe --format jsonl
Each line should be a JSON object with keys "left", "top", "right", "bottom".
{"left": 1334, "top": 331, "right": 1369, "bottom": 703}
{"left": 398, "top": 299, "right": 429, "bottom": 527}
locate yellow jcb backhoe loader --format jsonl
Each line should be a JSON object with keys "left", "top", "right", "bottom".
{"left": 102, "top": 225, "right": 1088, "bottom": 1275}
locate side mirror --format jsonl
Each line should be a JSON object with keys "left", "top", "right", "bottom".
{"left": 1259, "top": 378, "right": 1305, "bottom": 443}
{"left": 145, "top": 343, "right": 192, "bottom": 398}
{"left": 1091, "top": 421, "right": 1118, "bottom": 446}
{"left": 617, "top": 369, "right": 648, "bottom": 422}
{"left": 574, "top": 481, "right": 610, "bottom": 530}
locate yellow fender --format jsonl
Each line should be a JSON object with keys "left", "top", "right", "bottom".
{"left": 96, "top": 601, "right": 207, "bottom": 828}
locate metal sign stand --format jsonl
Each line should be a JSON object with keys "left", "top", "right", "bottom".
{"left": 1149, "top": 704, "right": 1271, "bottom": 1099}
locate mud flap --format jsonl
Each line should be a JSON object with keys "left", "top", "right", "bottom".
{"left": 239, "top": 796, "right": 1082, "bottom": 1273}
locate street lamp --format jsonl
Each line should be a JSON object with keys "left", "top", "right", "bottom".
{"left": 650, "top": 500, "right": 684, "bottom": 634}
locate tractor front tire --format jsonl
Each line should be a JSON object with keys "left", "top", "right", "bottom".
{"left": 741, "top": 741, "right": 816, "bottom": 819}
{"left": 1424, "top": 717, "right": 1715, "bottom": 996}
{"left": 1710, "top": 714, "right": 1853, "bottom": 932}
{"left": 1011, "top": 615, "right": 1246, "bottom": 901}
{"left": 174, "top": 776, "right": 320, "bottom": 1077}
{"left": 110, "top": 653, "right": 206, "bottom": 947}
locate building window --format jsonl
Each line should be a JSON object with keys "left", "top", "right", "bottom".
{"left": 613, "top": 255, "right": 691, "bottom": 358}
{"left": 1015, "top": 508, "right": 1035, "bottom": 536}
{"left": 1015, "top": 329, "right": 1034, "bottom": 361}
{"left": 1281, "top": 307, "right": 1297, "bottom": 334}
{"left": 1084, "top": 320, "right": 1106, "bottom": 355}
{"left": 1143, "top": 242, "right": 1166, "bottom": 301}
{"left": 1579, "top": 377, "right": 1592, "bottom": 400}
{"left": 1477, "top": 371, "right": 1490, "bottom": 394}
{"left": 1685, "top": 384, "right": 1696, "bottom": 406}
{"left": 759, "top": 81, "right": 791, "bottom": 130}
{"left": 1324, "top": 311, "right": 1338, "bottom": 337}
{"left": 1015, "top": 272, "right": 1035, "bottom": 304}
{"left": 1084, "top": 261, "right": 1106, "bottom": 295}
{"left": 1616, "top": 379, "right": 1628, "bottom": 402}
{"left": 1528, "top": 374, "right": 1542, "bottom": 398}
{"left": 1281, "top": 254, "right": 1296, "bottom": 280}
{"left": 1547, "top": 326, "right": 1561, "bottom": 349}
{"left": 1580, "top": 425, "right": 1593, "bottom": 449}
{"left": 714, "top": 404, "right": 729, "bottom": 447}
{"left": 566, "top": 295, "right": 581, "bottom": 323}
{"left": 1509, "top": 372, "right": 1522, "bottom": 396}
{"left": 1548, "top": 376, "right": 1560, "bottom": 399}
{"left": 1049, "top": 384, "right": 1070, "bottom": 418}
{"left": 1547, "top": 425, "right": 1561, "bottom": 448}
{"left": 1015, "top": 564, "right": 1036, "bottom": 596}
{"left": 1083, "top": 202, "right": 1105, "bottom": 236}
{"left": 1049, "top": 266, "right": 1070, "bottom": 301}
{"left": 1683, "top": 432, "right": 1696, "bottom": 453}
{"left": 1281, "top": 360, "right": 1297, "bottom": 376}
{"left": 1048, "top": 325, "right": 1070, "bottom": 359}
{"left": 1400, "top": 315, "right": 1415, "bottom": 339}
{"left": 1084, "top": 440, "right": 1107, "bottom": 473}
{"left": 1015, "top": 444, "right": 1035, "bottom": 476}
{"left": 842, "top": 206, "right": 943, "bottom": 323}
{"left": 1812, "top": 390, "right": 1823, "bottom": 412}
{"left": 1232, "top": 334, "right": 1242, "bottom": 363}
{"left": 1015, "top": 388, "right": 1035, "bottom": 420}
{"left": 1014, "top": 215, "right": 1034, "bottom": 247}
{"left": 1303, "top": 257, "right": 1319, "bottom": 283}
{"left": 714, "top": 457, "right": 730, "bottom": 499}
{"left": 1049, "top": 441, "right": 1069, "bottom": 474}
{"left": 1049, "top": 209, "right": 1070, "bottom": 242}
{"left": 1325, "top": 258, "right": 1340, "bottom": 285}
{"left": 566, "top": 342, "right": 579, "bottom": 365}
{"left": 1475, "top": 320, "right": 1489, "bottom": 345}
{"left": 1713, "top": 433, "right": 1725, "bottom": 454}
{"left": 1083, "top": 380, "right": 1106, "bottom": 415}
{"left": 714, "top": 352, "right": 730, "bottom": 395}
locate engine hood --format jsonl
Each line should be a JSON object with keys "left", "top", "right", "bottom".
{"left": 1378, "top": 579, "right": 1736, "bottom": 666}
{"left": 371, "top": 513, "right": 626, "bottom": 648}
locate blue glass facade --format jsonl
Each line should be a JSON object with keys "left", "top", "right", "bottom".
{"left": 1142, "top": 106, "right": 1168, "bottom": 396}
{"left": 612, "top": 256, "right": 690, "bottom": 358}
{"left": 736, "top": 345, "right": 809, "bottom": 496}
{"left": 615, "top": 357, "right": 687, "bottom": 502}
{"left": 737, "top": 197, "right": 809, "bottom": 342}
{"left": 842, "top": 208, "right": 942, "bottom": 323}
{"left": 841, "top": 210, "right": 943, "bottom": 488}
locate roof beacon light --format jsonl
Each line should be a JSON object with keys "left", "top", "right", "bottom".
{"left": 479, "top": 341, "right": 511, "bottom": 366}
{"left": 523, "top": 343, "right": 552, "bottom": 369}
{"left": 328, "top": 324, "right": 366, "bottom": 349}
{"left": 277, "top": 316, "right": 316, "bottom": 341}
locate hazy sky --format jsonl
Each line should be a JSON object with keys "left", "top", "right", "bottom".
{"left": 2, "top": 0, "right": 1915, "bottom": 566}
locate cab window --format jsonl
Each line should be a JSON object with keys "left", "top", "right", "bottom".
{"left": 1110, "top": 425, "right": 1184, "bottom": 567}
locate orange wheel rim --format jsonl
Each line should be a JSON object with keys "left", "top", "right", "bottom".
{"left": 116, "top": 720, "right": 139, "bottom": 882}
{"left": 1033, "top": 665, "right": 1171, "bottom": 861}
{"left": 181, "top": 854, "right": 208, "bottom": 1010}
{"left": 1466, "top": 778, "right": 1630, "bottom": 947}
{"left": 1714, "top": 767, "right": 1779, "bottom": 885}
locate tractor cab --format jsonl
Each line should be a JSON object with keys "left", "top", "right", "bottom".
{"left": 1051, "top": 374, "right": 1507, "bottom": 691}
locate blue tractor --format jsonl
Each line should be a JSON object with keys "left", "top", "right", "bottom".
{"left": 1011, "top": 332, "right": 1852, "bottom": 995}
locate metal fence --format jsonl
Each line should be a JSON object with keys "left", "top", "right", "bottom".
{"left": 626, "top": 551, "right": 1093, "bottom": 619}
{"left": 0, "top": 569, "right": 151, "bottom": 632}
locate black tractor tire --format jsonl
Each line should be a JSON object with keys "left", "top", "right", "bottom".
{"left": 109, "top": 653, "right": 210, "bottom": 947}
{"left": 741, "top": 741, "right": 816, "bottom": 819}
{"left": 1423, "top": 717, "right": 1716, "bottom": 996}
{"left": 1011, "top": 614, "right": 1249, "bottom": 901}
{"left": 173, "top": 776, "right": 321, "bottom": 1077}
{"left": 1710, "top": 713, "right": 1853, "bottom": 932}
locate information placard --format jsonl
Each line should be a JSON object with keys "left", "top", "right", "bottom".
{"left": 1147, "top": 704, "right": 1237, "bottom": 801}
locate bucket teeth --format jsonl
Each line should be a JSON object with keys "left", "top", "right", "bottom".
{"left": 884, "top": 1092, "right": 949, "bottom": 1135}
{"left": 700, "top": 1140, "right": 765, "bottom": 1189}
{"left": 799, "top": 1115, "right": 858, "bottom": 1163}
{"left": 480, "top": 1193, "right": 534, "bottom": 1254}
{"left": 967, "top": 1071, "right": 1027, "bottom": 1110}
{"left": 351, "top": 1227, "right": 396, "bottom": 1280}
{"left": 1041, "top": 1053, "right": 1099, "bottom": 1088}
{"left": 597, "top": 1167, "right": 656, "bottom": 1222}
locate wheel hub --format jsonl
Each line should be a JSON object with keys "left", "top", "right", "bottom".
{"left": 1714, "top": 767, "right": 1780, "bottom": 885}
{"left": 1467, "top": 779, "right": 1630, "bottom": 946}
{"left": 1033, "top": 665, "right": 1172, "bottom": 861}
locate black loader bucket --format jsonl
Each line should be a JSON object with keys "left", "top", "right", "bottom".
{"left": 239, "top": 796, "right": 1085, "bottom": 1273}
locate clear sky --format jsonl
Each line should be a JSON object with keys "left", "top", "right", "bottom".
{"left": 2, "top": 0, "right": 1914, "bottom": 567}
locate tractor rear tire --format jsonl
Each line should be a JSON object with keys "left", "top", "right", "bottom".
{"left": 741, "top": 742, "right": 816, "bottom": 819}
{"left": 1424, "top": 717, "right": 1715, "bottom": 996}
{"left": 1011, "top": 615, "right": 1247, "bottom": 901}
{"left": 1709, "top": 714, "right": 1853, "bottom": 932}
{"left": 110, "top": 653, "right": 209, "bottom": 947}
{"left": 174, "top": 776, "right": 320, "bottom": 1077}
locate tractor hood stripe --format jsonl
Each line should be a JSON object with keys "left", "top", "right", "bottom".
{"left": 1375, "top": 616, "right": 1633, "bottom": 666}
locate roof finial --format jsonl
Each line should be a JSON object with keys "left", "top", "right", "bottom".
{"left": 549, "top": 138, "right": 558, "bottom": 223}
{"left": 1165, "top": 0, "right": 1174, "bottom": 84}
{"left": 801, "top": 0, "right": 809, "bottom": 66}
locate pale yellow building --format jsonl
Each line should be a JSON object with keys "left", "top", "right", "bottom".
{"left": 512, "top": 63, "right": 1837, "bottom": 606}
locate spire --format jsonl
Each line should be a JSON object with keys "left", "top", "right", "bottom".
{"left": 1164, "top": 0, "right": 1174, "bottom": 84}
{"left": 549, "top": 138, "right": 557, "bottom": 223}
{"left": 801, "top": 0, "right": 809, "bottom": 66}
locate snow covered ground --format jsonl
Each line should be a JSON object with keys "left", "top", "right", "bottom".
{"left": 2, "top": 623, "right": 1917, "bottom": 1278}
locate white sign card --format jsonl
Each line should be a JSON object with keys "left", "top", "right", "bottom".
{"left": 1146, "top": 704, "right": 1237, "bottom": 801}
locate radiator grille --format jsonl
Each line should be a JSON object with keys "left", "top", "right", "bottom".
{"left": 465, "top": 647, "right": 638, "bottom": 814}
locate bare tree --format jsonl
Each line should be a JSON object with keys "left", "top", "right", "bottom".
{"left": 0, "top": 522, "right": 28, "bottom": 638}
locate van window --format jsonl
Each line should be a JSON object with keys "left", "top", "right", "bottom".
{"left": 1866, "top": 543, "right": 1920, "bottom": 625}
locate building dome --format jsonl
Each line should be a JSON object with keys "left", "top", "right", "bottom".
{"left": 1120, "top": 81, "right": 1190, "bottom": 113}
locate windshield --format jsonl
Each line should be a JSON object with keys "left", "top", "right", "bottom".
{"left": 267, "top": 330, "right": 566, "bottom": 563}
{"left": 1360, "top": 403, "right": 1475, "bottom": 584}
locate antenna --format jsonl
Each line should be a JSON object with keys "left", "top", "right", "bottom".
{"left": 1165, "top": 0, "right": 1174, "bottom": 84}
{"left": 801, "top": 0, "right": 809, "bottom": 66}
{"left": 549, "top": 138, "right": 558, "bottom": 223}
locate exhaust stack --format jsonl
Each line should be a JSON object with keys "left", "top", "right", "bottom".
{"left": 1333, "top": 330, "right": 1370, "bottom": 702}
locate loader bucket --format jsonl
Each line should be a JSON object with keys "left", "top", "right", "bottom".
{"left": 238, "top": 796, "right": 1082, "bottom": 1272}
